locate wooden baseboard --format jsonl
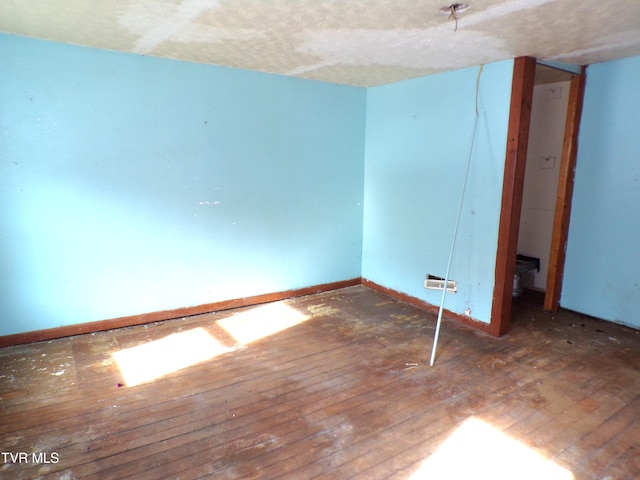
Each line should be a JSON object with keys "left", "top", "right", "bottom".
{"left": 1, "top": 277, "right": 495, "bottom": 348}
{"left": 361, "top": 278, "right": 494, "bottom": 336}
{"left": 0, "top": 278, "right": 361, "bottom": 348}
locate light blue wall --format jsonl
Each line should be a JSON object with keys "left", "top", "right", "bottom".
{"left": 362, "top": 61, "right": 514, "bottom": 323}
{"left": 0, "top": 34, "right": 366, "bottom": 336}
{"left": 561, "top": 56, "right": 640, "bottom": 329}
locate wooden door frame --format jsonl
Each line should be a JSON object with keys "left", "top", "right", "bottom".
{"left": 544, "top": 67, "right": 587, "bottom": 311}
{"left": 490, "top": 56, "right": 536, "bottom": 337}
{"left": 489, "top": 58, "right": 586, "bottom": 336}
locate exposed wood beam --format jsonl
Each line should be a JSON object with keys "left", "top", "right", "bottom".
{"left": 545, "top": 67, "right": 587, "bottom": 311}
{"left": 490, "top": 56, "right": 537, "bottom": 337}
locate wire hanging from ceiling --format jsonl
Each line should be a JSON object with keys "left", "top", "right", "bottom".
{"left": 439, "top": 3, "right": 470, "bottom": 32}
{"left": 430, "top": 63, "right": 483, "bottom": 366}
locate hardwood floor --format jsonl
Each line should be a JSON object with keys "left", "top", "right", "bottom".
{"left": 1, "top": 286, "right": 638, "bottom": 479}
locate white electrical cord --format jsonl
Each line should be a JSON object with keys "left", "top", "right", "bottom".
{"left": 430, "top": 64, "right": 484, "bottom": 366}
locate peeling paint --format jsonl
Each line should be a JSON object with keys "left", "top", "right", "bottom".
{"left": 119, "top": 0, "right": 264, "bottom": 54}
{"left": 2, "top": 0, "right": 639, "bottom": 86}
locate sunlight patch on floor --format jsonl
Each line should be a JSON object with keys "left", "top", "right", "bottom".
{"left": 216, "top": 302, "right": 310, "bottom": 345}
{"left": 410, "top": 417, "right": 574, "bottom": 480}
{"left": 113, "top": 302, "right": 310, "bottom": 386}
{"left": 113, "top": 327, "right": 232, "bottom": 387}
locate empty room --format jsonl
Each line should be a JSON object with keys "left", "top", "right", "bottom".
{"left": 1, "top": 1, "right": 639, "bottom": 479}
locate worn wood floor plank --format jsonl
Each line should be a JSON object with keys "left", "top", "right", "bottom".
{"left": 1, "top": 286, "right": 638, "bottom": 480}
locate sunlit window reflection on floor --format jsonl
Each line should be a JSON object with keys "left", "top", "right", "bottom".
{"left": 113, "top": 303, "right": 310, "bottom": 386}
{"left": 216, "top": 302, "right": 310, "bottom": 345}
{"left": 409, "top": 417, "right": 574, "bottom": 480}
{"left": 113, "top": 327, "right": 232, "bottom": 387}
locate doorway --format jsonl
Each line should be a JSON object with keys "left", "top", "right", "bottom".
{"left": 516, "top": 64, "right": 573, "bottom": 299}
{"left": 490, "top": 57, "right": 586, "bottom": 336}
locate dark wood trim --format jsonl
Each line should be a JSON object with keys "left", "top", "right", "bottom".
{"left": 1, "top": 276, "right": 498, "bottom": 348}
{"left": 544, "top": 66, "right": 587, "bottom": 311}
{"left": 490, "top": 56, "right": 537, "bottom": 337}
{"left": 362, "top": 278, "right": 494, "bottom": 335}
{"left": 0, "top": 278, "right": 361, "bottom": 348}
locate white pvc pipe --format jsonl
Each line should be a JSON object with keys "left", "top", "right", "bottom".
{"left": 430, "top": 65, "right": 483, "bottom": 366}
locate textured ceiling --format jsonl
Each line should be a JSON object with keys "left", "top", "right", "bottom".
{"left": 1, "top": 0, "right": 640, "bottom": 86}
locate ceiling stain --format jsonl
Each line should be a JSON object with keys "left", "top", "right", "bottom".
{"left": 1, "top": 0, "right": 639, "bottom": 86}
